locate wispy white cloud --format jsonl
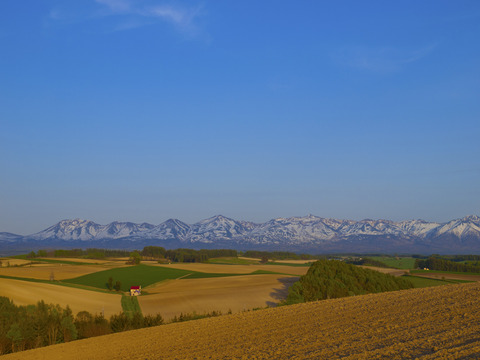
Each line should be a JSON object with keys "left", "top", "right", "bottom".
{"left": 331, "top": 43, "right": 438, "bottom": 73}
{"left": 92, "top": 0, "right": 204, "bottom": 36}
{"left": 144, "top": 5, "right": 200, "bottom": 28}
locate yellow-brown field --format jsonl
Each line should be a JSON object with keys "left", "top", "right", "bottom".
{"left": 47, "top": 258, "right": 112, "bottom": 264}
{"left": 153, "top": 262, "right": 309, "bottom": 276}
{"left": 0, "top": 278, "right": 122, "bottom": 317}
{"left": 139, "top": 274, "right": 296, "bottom": 320}
{"left": 3, "top": 282, "right": 480, "bottom": 359}
{"left": 271, "top": 259, "right": 316, "bottom": 264}
{"left": 0, "top": 264, "right": 108, "bottom": 280}
{"left": 359, "top": 265, "right": 407, "bottom": 277}
{"left": 0, "top": 258, "right": 32, "bottom": 267}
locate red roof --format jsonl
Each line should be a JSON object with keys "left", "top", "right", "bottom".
{"left": 130, "top": 286, "right": 140, "bottom": 290}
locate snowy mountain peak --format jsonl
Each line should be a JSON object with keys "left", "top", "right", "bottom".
{"left": 5, "top": 214, "right": 480, "bottom": 253}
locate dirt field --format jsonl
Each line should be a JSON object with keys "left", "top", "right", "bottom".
{"left": 139, "top": 274, "right": 297, "bottom": 320}
{"left": 3, "top": 282, "right": 480, "bottom": 359}
{"left": 0, "top": 278, "right": 122, "bottom": 317}
{"left": 271, "top": 259, "right": 316, "bottom": 264}
{"left": 0, "top": 258, "right": 32, "bottom": 266}
{"left": 47, "top": 258, "right": 112, "bottom": 264}
{"left": 360, "top": 265, "right": 408, "bottom": 277}
{"left": 0, "top": 264, "right": 108, "bottom": 280}
{"left": 152, "top": 263, "right": 309, "bottom": 276}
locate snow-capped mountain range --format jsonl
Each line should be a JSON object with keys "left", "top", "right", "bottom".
{"left": 1, "top": 215, "right": 480, "bottom": 254}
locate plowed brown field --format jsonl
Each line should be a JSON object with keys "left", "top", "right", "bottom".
{"left": 359, "top": 265, "right": 407, "bottom": 276}
{"left": 0, "top": 278, "right": 122, "bottom": 317}
{"left": 3, "top": 282, "right": 480, "bottom": 359}
{"left": 0, "top": 258, "right": 32, "bottom": 266}
{"left": 0, "top": 264, "right": 107, "bottom": 280}
{"left": 140, "top": 274, "right": 296, "bottom": 320}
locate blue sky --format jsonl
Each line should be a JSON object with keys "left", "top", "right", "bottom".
{"left": 1, "top": 0, "right": 479, "bottom": 234}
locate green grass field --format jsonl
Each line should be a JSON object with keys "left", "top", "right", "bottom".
{"left": 410, "top": 269, "right": 480, "bottom": 276}
{"left": 369, "top": 256, "right": 416, "bottom": 269}
{"left": 64, "top": 264, "right": 198, "bottom": 291}
{"left": 404, "top": 275, "right": 471, "bottom": 288}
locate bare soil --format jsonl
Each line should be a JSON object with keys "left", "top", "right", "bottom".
{"left": 0, "top": 259, "right": 32, "bottom": 267}
{"left": 139, "top": 274, "right": 297, "bottom": 320}
{"left": 359, "top": 265, "right": 408, "bottom": 277}
{"left": 2, "top": 282, "right": 480, "bottom": 359}
{"left": 0, "top": 278, "right": 122, "bottom": 317}
{"left": 0, "top": 264, "right": 109, "bottom": 280}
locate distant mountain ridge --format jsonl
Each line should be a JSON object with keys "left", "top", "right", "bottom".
{"left": 1, "top": 215, "right": 480, "bottom": 254}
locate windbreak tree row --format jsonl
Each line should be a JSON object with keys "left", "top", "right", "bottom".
{"left": 0, "top": 297, "right": 163, "bottom": 355}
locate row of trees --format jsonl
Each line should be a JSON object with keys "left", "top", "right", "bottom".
{"left": 415, "top": 257, "right": 480, "bottom": 273}
{"left": 26, "top": 248, "right": 132, "bottom": 259}
{"left": 107, "top": 277, "right": 122, "bottom": 291}
{"left": 25, "top": 246, "right": 239, "bottom": 264}
{"left": 284, "top": 260, "right": 413, "bottom": 305}
{"left": 242, "top": 250, "right": 318, "bottom": 261}
{"left": 346, "top": 257, "right": 393, "bottom": 268}
{"left": 0, "top": 297, "right": 164, "bottom": 355}
{"left": 141, "top": 246, "right": 238, "bottom": 263}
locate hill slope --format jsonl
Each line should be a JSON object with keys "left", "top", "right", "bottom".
{"left": 3, "top": 282, "right": 480, "bottom": 359}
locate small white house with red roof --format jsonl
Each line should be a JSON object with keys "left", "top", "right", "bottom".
{"left": 130, "top": 285, "right": 141, "bottom": 296}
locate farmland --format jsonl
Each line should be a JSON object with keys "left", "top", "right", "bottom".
{"left": 2, "top": 281, "right": 480, "bottom": 359}
{"left": 0, "top": 258, "right": 309, "bottom": 322}
{"left": 0, "top": 278, "right": 122, "bottom": 317}
{"left": 139, "top": 274, "right": 296, "bottom": 321}
{"left": 0, "top": 264, "right": 109, "bottom": 280}
{"left": 368, "top": 256, "right": 417, "bottom": 269}
{"left": 1, "top": 253, "right": 479, "bottom": 358}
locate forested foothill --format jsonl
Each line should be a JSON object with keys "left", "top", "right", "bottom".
{"left": 283, "top": 260, "right": 414, "bottom": 305}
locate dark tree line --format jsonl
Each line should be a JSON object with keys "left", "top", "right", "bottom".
{"left": 346, "top": 257, "right": 393, "bottom": 268}
{"left": 0, "top": 297, "right": 163, "bottom": 355}
{"left": 284, "top": 260, "right": 413, "bottom": 305}
{"left": 141, "top": 246, "right": 237, "bottom": 263}
{"left": 242, "top": 251, "right": 319, "bottom": 261}
{"left": 25, "top": 247, "right": 239, "bottom": 264}
{"left": 27, "top": 248, "right": 132, "bottom": 259}
{"left": 415, "top": 257, "right": 480, "bottom": 273}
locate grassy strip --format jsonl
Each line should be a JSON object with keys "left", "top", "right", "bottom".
{"left": 410, "top": 269, "right": 480, "bottom": 276}
{"left": 404, "top": 275, "right": 472, "bottom": 288}
{"left": 121, "top": 295, "right": 142, "bottom": 318}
